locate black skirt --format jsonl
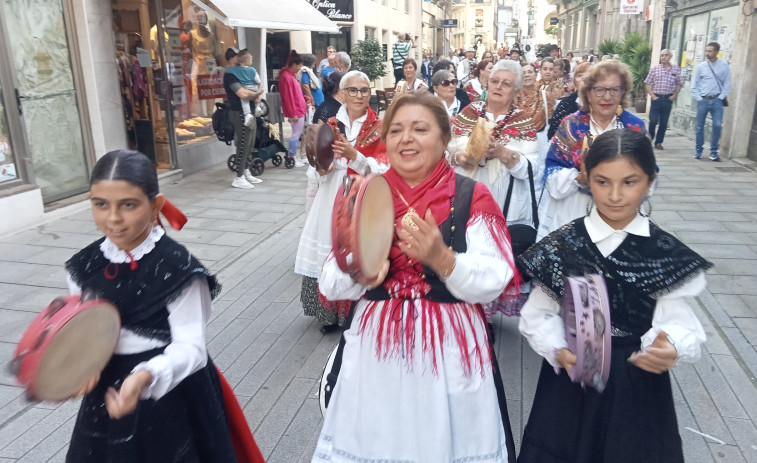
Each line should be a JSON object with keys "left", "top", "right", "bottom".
{"left": 66, "top": 348, "right": 238, "bottom": 463}
{"left": 517, "top": 336, "right": 683, "bottom": 463}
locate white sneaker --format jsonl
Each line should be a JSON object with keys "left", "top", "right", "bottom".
{"left": 231, "top": 176, "right": 255, "bottom": 189}
{"left": 244, "top": 114, "right": 254, "bottom": 127}
{"left": 294, "top": 158, "right": 306, "bottom": 168}
{"left": 243, "top": 169, "right": 263, "bottom": 183}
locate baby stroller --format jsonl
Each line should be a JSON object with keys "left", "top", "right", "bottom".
{"left": 226, "top": 101, "right": 293, "bottom": 176}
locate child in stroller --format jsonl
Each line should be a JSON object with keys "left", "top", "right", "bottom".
{"left": 227, "top": 113, "right": 293, "bottom": 176}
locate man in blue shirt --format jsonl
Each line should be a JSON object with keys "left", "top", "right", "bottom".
{"left": 691, "top": 42, "right": 731, "bottom": 161}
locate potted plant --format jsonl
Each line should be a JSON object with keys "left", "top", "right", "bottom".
{"left": 598, "top": 38, "right": 622, "bottom": 57}
{"left": 627, "top": 41, "right": 652, "bottom": 113}
{"left": 351, "top": 38, "right": 389, "bottom": 112}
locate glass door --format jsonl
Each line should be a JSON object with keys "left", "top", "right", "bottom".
{"left": 0, "top": 0, "right": 90, "bottom": 201}
{"left": 0, "top": 78, "right": 19, "bottom": 184}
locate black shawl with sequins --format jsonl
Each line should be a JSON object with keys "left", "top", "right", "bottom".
{"left": 517, "top": 219, "right": 712, "bottom": 336}
{"left": 66, "top": 235, "right": 220, "bottom": 343}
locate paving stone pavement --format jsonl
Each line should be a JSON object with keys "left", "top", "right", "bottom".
{"left": 1, "top": 133, "right": 756, "bottom": 462}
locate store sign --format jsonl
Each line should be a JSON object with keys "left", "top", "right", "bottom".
{"left": 310, "top": 0, "right": 354, "bottom": 22}
{"left": 197, "top": 74, "right": 226, "bottom": 100}
{"left": 620, "top": 0, "right": 641, "bottom": 15}
{"left": 442, "top": 19, "right": 458, "bottom": 28}
{"left": 550, "top": 17, "right": 559, "bottom": 25}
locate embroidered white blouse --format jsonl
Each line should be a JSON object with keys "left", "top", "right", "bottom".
{"left": 66, "top": 226, "right": 210, "bottom": 400}
{"left": 519, "top": 208, "right": 707, "bottom": 369}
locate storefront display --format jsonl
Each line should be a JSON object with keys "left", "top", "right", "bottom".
{"left": 112, "top": 0, "right": 237, "bottom": 171}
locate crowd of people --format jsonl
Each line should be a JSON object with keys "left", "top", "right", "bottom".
{"left": 55, "top": 38, "right": 726, "bottom": 463}
{"left": 290, "top": 38, "right": 723, "bottom": 463}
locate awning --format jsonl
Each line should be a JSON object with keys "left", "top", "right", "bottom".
{"left": 194, "top": 0, "right": 340, "bottom": 33}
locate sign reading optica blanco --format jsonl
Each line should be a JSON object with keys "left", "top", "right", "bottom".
{"left": 620, "top": 0, "right": 641, "bottom": 14}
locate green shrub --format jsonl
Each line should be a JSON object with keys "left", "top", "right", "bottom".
{"left": 598, "top": 38, "right": 622, "bottom": 56}
{"left": 351, "top": 38, "right": 388, "bottom": 82}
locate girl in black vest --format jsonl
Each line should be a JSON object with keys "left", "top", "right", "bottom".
{"left": 65, "top": 150, "right": 261, "bottom": 462}
{"left": 517, "top": 129, "right": 711, "bottom": 463}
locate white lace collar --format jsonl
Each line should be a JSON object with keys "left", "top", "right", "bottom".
{"left": 100, "top": 225, "right": 165, "bottom": 263}
{"left": 584, "top": 206, "right": 649, "bottom": 243}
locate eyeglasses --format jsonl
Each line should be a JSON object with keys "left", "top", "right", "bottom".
{"left": 345, "top": 87, "right": 371, "bottom": 97}
{"left": 438, "top": 79, "right": 458, "bottom": 87}
{"left": 591, "top": 86, "right": 624, "bottom": 97}
{"left": 488, "top": 78, "right": 512, "bottom": 88}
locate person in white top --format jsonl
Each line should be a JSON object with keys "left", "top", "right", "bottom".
{"left": 394, "top": 57, "right": 429, "bottom": 95}
{"left": 295, "top": 70, "right": 389, "bottom": 333}
{"left": 312, "top": 90, "right": 521, "bottom": 463}
{"left": 517, "top": 129, "right": 710, "bottom": 463}
{"left": 64, "top": 150, "right": 257, "bottom": 462}
{"left": 431, "top": 69, "right": 461, "bottom": 117}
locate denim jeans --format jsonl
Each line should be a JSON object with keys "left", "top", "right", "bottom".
{"left": 695, "top": 98, "right": 724, "bottom": 157}
{"left": 648, "top": 96, "right": 673, "bottom": 145}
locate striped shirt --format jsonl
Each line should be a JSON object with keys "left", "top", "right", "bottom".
{"left": 392, "top": 42, "right": 412, "bottom": 68}
{"left": 644, "top": 64, "right": 683, "bottom": 95}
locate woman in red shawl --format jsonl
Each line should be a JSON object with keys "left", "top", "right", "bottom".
{"left": 294, "top": 70, "right": 388, "bottom": 333}
{"left": 313, "top": 90, "right": 520, "bottom": 463}
{"left": 279, "top": 50, "right": 307, "bottom": 167}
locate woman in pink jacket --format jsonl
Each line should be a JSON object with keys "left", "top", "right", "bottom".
{"left": 279, "top": 50, "right": 307, "bottom": 167}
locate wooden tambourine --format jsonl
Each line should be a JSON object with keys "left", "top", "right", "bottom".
{"left": 331, "top": 174, "right": 394, "bottom": 283}
{"left": 304, "top": 122, "right": 335, "bottom": 171}
{"left": 11, "top": 295, "right": 120, "bottom": 401}
{"left": 562, "top": 274, "right": 611, "bottom": 392}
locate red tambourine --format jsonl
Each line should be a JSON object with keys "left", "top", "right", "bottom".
{"left": 11, "top": 295, "right": 120, "bottom": 402}
{"left": 562, "top": 274, "right": 611, "bottom": 392}
{"left": 331, "top": 174, "right": 394, "bottom": 282}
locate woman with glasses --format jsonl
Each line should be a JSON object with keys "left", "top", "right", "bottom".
{"left": 464, "top": 59, "right": 493, "bottom": 103}
{"left": 314, "top": 90, "right": 521, "bottom": 463}
{"left": 295, "top": 70, "right": 388, "bottom": 334}
{"left": 537, "top": 60, "right": 647, "bottom": 240}
{"left": 431, "top": 70, "right": 462, "bottom": 117}
{"left": 433, "top": 60, "right": 472, "bottom": 110}
{"left": 448, "top": 60, "right": 539, "bottom": 211}
{"left": 394, "top": 58, "right": 428, "bottom": 95}
{"left": 448, "top": 60, "right": 539, "bottom": 315}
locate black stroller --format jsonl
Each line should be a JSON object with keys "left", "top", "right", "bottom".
{"left": 226, "top": 100, "right": 294, "bottom": 176}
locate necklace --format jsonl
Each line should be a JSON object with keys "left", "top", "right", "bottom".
{"left": 395, "top": 174, "right": 448, "bottom": 231}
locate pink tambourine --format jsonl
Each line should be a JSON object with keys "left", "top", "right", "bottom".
{"left": 562, "top": 274, "right": 611, "bottom": 392}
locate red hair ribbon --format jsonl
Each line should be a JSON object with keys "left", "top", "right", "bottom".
{"left": 158, "top": 199, "right": 188, "bottom": 230}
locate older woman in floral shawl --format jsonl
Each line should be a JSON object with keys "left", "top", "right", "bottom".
{"left": 536, "top": 60, "right": 647, "bottom": 241}
{"left": 448, "top": 60, "right": 539, "bottom": 214}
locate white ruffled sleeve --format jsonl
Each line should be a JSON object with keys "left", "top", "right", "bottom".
{"left": 132, "top": 278, "right": 210, "bottom": 400}
{"left": 348, "top": 151, "right": 389, "bottom": 175}
{"left": 545, "top": 167, "right": 580, "bottom": 200}
{"left": 641, "top": 272, "right": 707, "bottom": 364}
{"left": 444, "top": 219, "right": 513, "bottom": 304}
{"left": 318, "top": 254, "right": 369, "bottom": 301}
{"left": 66, "top": 274, "right": 81, "bottom": 295}
{"left": 519, "top": 284, "right": 568, "bottom": 369}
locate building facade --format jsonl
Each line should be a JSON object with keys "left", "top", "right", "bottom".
{"left": 659, "top": 0, "right": 757, "bottom": 162}
{"left": 448, "top": 0, "right": 499, "bottom": 55}
{"left": 0, "top": 0, "right": 337, "bottom": 235}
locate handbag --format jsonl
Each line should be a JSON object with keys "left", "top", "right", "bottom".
{"left": 706, "top": 61, "right": 729, "bottom": 107}
{"left": 503, "top": 159, "right": 539, "bottom": 258}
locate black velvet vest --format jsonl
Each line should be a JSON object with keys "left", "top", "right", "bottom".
{"left": 365, "top": 174, "right": 476, "bottom": 303}
{"left": 517, "top": 219, "right": 712, "bottom": 336}
{"left": 65, "top": 235, "right": 220, "bottom": 343}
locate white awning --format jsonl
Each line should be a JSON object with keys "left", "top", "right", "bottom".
{"left": 195, "top": 0, "right": 340, "bottom": 33}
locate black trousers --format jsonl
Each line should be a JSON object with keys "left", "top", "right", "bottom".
{"left": 228, "top": 109, "right": 257, "bottom": 177}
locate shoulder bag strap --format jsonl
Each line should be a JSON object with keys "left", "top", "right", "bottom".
{"left": 706, "top": 61, "right": 724, "bottom": 93}
{"left": 503, "top": 159, "right": 538, "bottom": 229}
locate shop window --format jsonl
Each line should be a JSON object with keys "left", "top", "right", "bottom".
{"left": 0, "top": 85, "right": 16, "bottom": 184}
{"left": 113, "top": 0, "right": 237, "bottom": 168}
{"left": 366, "top": 27, "right": 376, "bottom": 40}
